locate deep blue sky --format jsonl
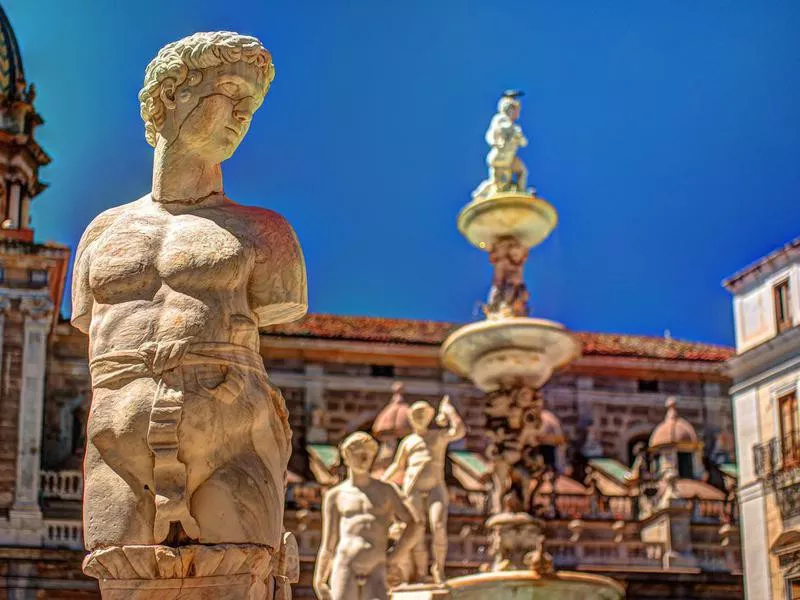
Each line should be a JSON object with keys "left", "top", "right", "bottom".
{"left": 6, "top": 1, "right": 800, "bottom": 346}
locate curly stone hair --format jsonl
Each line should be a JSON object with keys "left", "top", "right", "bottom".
{"left": 138, "top": 31, "right": 275, "bottom": 147}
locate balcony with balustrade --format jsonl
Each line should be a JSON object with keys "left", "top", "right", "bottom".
{"left": 753, "top": 432, "right": 800, "bottom": 519}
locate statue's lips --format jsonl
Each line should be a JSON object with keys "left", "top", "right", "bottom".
{"left": 224, "top": 125, "right": 243, "bottom": 137}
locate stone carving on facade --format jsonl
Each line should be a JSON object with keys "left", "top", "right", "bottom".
{"left": 382, "top": 396, "right": 466, "bottom": 584}
{"left": 20, "top": 295, "right": 53, "bottom": 321}
{"left": 483, "top": 236, "right": 530, "bottom": 319}
{"left": 472, "top": 91, "right": 529, "bottom": 200}
{"left": 485, "top": 512, "right": 553, "bottom": 575}
{"left": 485, "top": 385, "right": 548, "bottom": 514}
{"left": 314, "top": 432, "right": 421, "bottom": 600}
{"left": 70, "top": 31, "right": 307, "bottom": 598}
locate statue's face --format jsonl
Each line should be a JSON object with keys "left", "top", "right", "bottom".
{"left": 168, "top": 61, "right": 264, "bottom": 162}
{"left": 409, "top": 403, "right": 435, "bottom": 431}
{"left": 343, "top": 442, "right": 376, "bottom": 474}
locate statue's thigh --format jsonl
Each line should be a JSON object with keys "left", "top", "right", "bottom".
{"left": 84, "top": 381, "right": 158, "bottom": 547}
{"left": 83, "top": 442, "right": 155, "bottom": 548}
{"left": 190, "top": 451, "right": 281, "bottom": 545}
{"left": 365, "top": 567, "right": 388, "bottom": 600}
{"left": 330, "top": 567, "right": 360, "bottom": 600}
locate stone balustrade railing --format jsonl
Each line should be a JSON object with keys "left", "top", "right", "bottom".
{"left": 30, "top": 517, "right": 740, "bottom": 574}
{"left": 40, "top": 470, "right": 83, "bottom": 500}
{"left": 42, "top": 518, "right": 83, "bottom": 550}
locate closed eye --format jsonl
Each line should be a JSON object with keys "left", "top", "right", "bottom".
{"left": 219, "top": 81, "right": 239, "bottom": 97}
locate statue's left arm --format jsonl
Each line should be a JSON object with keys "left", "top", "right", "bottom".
{"left": 439, "top": 396, "right": 466, "bottom": 443}
{"left": 381, "top": 438, "right": 409, "bottom": 483}
{"left": 248, "top": 210, "right": 308, "bottom": 328}
{"left": 386, "top": 482, "right": 423, "bottom": 565}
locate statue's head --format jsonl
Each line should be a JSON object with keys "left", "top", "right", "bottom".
{"left": 409, "top": 401, "right": 435, "bottom": 432}
{"left": 497, "top": 95, "right": 521, "bottom": 121}
{"left": 340, "top": 431, "right": 379, "bottom": 474}
{"left": 139, "top": 31, "right": 275, "bottom": 162}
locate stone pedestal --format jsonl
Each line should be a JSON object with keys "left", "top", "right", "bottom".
{"left": 640, "top": 507, "right": 698, "bottom": 569}
{"left": 83, "top": 544, "right": 274, "bottom": 600}
{"left": 391, "top": 583, "right": 452, "bottom": 600}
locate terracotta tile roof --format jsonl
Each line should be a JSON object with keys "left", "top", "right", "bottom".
{"left": 265, "top": 313, "right": 734, "bottom": 362}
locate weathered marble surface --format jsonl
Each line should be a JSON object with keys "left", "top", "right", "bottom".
{"left": 382, "top": 397, "right": 465, "bottom": 584}
{"left": 315, "top": 432, "right": 421, "bottom": 600}
{"left": 72, "top": 31, "right": 307, "bottom": 598}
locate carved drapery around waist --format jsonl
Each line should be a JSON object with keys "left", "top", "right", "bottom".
{"left": 89, "top": 339, "right": 267, "bottom": 544}
{"left": 89, "top": 339, "right": 265, "bottom": 389}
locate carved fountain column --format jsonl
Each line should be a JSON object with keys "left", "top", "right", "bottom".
{"left": 440, "top": 92, "right": 581, "bottom": 573}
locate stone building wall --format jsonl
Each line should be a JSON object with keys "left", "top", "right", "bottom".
{"left": 0, "top": 307, "right": 24, "bottom": 508}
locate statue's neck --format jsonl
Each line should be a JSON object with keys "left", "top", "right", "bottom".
{"left": 151, "top": 140, "right": 223, "bottom": 204}
{"left": 349, "top": 471, "right": 371, "bottom": 488}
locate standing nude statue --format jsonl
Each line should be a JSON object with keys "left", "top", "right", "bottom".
{"left": 472, "top": 91, "right": 529, "bottom": 199}
{"left": 382, "top": 396, "right": 466, "bottom": 584}
{"left": 72, "top": 32, "right": 307, "bottom": 597}
{"left": 314, "top": 432, "right": 421, "bottom": 600}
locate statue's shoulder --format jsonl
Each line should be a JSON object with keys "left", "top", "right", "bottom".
{"left": 222, "top": 201, "right": 296, "bottom": 243}
{"left": 77, "top": 197, "right": 147, "bottom": 252}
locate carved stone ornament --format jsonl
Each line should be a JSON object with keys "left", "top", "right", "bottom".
{"left": 485, "top": 512, "right": 553, "bottom": 575}
{"left": 83, "top": 544, "right": 273, "bottom": 599}
{"left": 72, "top": 31, "right": 307, "bottom": 599}
{"left": 20, "top": 295, "right": 54, "bottom": 320}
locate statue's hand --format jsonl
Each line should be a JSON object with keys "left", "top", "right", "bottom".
{"left": 201, "top": 368, "right": 244, "bottom": 405}
{"left": 314, "top": 581, "right": 333, "bottom": 600}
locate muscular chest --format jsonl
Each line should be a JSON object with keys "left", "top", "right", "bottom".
{"left": 338, "top": 488, "right": 387, "bottom": 519}
{"left": 89, "top": 210, "right": 252, "bottom": 300}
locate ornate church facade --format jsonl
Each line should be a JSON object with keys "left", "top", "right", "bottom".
{"left": 0, "top": 5, "right": 743, "bottom": 599}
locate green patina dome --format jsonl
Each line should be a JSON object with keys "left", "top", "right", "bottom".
{"left": 0, "top": 3, "right": 25, "bottom": 102}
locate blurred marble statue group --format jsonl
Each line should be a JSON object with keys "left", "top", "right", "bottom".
{"left": 314, "top": 395, "right": 465, "bottom": 600}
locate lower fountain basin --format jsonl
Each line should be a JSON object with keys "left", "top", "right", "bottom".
{"left": 440, "top": 318, "right": 581, "bottom": 391}
{"left": 447, "top": 571, "right": 624, "bottom": 600}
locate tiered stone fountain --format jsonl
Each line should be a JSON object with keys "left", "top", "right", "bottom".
{"left": 438, "top": 92, "right": 624, "bottom": 600}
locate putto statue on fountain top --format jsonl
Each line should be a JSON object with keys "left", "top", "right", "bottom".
{"left": 472, "top": 90, "right": 529, "bottom": 200}
{"left": 73, "top": 31, "right": 307, "bottom": 599}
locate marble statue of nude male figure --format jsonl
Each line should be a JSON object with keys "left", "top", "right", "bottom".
{"left": 315, "top": 432, "right": 422, "bottom": 600}
{"left": 72, "top": 32, "right": 307, "bottom": 556}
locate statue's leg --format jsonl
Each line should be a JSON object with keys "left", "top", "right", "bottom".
{"left": 330, "top": 560, "right": 361, "bottom": 600}
{"left": 184, "top": 370, "right": 287, "bottom": 547}
{"left": 191, "top": 451, "right": 282, "bottom": 545}
{"left": 428, "top": 486, "right": 448, "bottom": 584}
{"left": 83, "top": 442, "right": 154, "bottom": 548}
{"left": 364, "top": 564, "right": 389, "bottom": 600}
{"left": 513, "top": 157, "right": 528, "bottom": 192}
{"left": 409, "top": 492, "right": 429, "bottom": 581}
{"left": 83, "top": 381, "right": 158, "bottom": 548}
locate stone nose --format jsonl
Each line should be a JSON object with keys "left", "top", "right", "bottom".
{"left": 232, "top": 98, "right": 255, "bottom": 125}
{"left": 232, "top": 109, "right": 252, "bottom": 125}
